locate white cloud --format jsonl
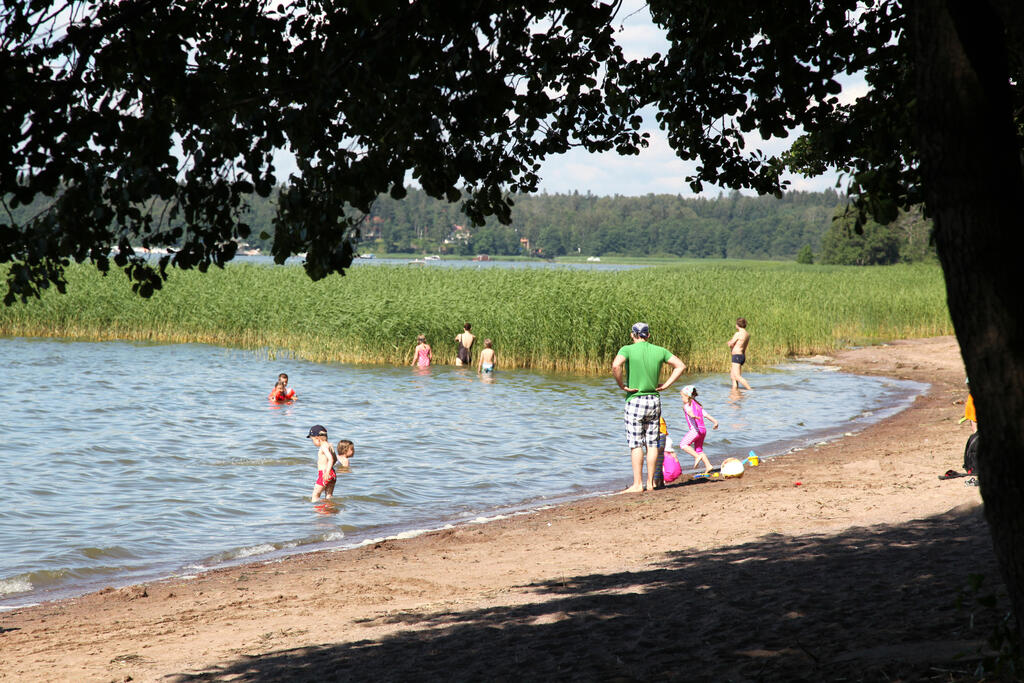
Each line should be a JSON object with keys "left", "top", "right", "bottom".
{"left": 782, "top": 172, "right": 844, "bottom": 194}
{"left": 613, "top": 0, "right": 669, "bottom": 61}
{"left": 837, "top": 71, "right": 870, "bottom": 105}
{"left": 538, "top": 123, "right": 704, "bottom": 196}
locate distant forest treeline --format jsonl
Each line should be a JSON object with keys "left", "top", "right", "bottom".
{"left": 9, "top": 187, "right": 936, "bottom": 265}
{"left": 246, "top": 187, "right": 934, "bottom": 264}
{"left": 361, "top": 189, "right": 841, "bottom": 260}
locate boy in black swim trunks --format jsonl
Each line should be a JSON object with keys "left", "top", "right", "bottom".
{"left": 727, "top": 318, "right": 752, "bottom": 391}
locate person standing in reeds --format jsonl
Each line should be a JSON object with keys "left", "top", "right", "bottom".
{"left": 412, "top": 335, "right": 432, "bottom": 368}
{"left": 454, "top": 322, "right": 475, "bottom": 366}
{"left": 612, "top": 322, "right": 687, "bottom": 493}
{"left": 727, "top": 317, "right": 752, "bottom": 391}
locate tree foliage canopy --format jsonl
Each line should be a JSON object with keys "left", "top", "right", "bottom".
{"left": 2, "top": 0, "right": 646, "bottom": 302}
{"left": 5, "top": 1, "right": 1019, "bottom": 301}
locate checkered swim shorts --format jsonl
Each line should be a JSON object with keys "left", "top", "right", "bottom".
{"left": 623, "top": 394, "right": 662, "bottom": 449}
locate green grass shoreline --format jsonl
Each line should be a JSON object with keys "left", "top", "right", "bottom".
{"left": 0, "top": 261, "right": 952, "bottom": 374}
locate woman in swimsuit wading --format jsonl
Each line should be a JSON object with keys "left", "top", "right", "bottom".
{"left": 455, "top": 322, "right": 475, "bottom": 366}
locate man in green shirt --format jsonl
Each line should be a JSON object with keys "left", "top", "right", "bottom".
{"left": 612, "top": 322, "right": 687, "bottom": 493}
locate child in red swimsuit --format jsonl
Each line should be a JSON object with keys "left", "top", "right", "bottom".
{"left": 269, "top": 372, "right": 296, "bottom": 402}
{"left": 307, "top": 425, "right": 337, "bottom": 501}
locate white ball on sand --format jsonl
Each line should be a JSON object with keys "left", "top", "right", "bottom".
{"left": 720, "top": 457, "right": 745, "bottom": 478}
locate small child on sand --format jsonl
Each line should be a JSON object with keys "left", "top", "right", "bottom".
{"left": 679, "top": 385, "right": 719, "bottom": 474}
{"left": 269, "top": 373, "right": 296, "bottom": 402}
{"left": 658, "top": 417, "right": 682, "bottom": 486}
{"left": 412, "top": 335, "right": 432, "bottom": 368}
{"left": 653, "top": 416, "right": 668, "bottom": 489}
{"left": 961, "top": 381, "right": 977, "bottom": 433}
{"left": 336, "top": 439, "right": 354, "bottom": 468}
{"left": 477, "top": 338, "right": 496, "bottom": 373}
{"left": 307, "top": 424, "right": 337, "bottom": 502}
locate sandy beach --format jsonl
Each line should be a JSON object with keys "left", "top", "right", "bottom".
{"left": 0, "top": 337, "right": 1003, "bottom": 682}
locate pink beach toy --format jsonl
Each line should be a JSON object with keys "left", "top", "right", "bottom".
{"left": 663, "top": 451, "right": 682, "bottom": 483}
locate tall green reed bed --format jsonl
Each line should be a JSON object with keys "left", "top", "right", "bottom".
{"left": 0, "top": 261, "right": 951, "bottom": 374}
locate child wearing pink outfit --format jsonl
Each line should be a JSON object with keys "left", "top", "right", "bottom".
{"left": 679, "top": 385, "right": 719, "bottom": 474}
{"left": 412, "top": 335, "right": 432, "bottom": 367}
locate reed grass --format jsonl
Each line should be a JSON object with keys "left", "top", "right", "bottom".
{"left": 0, "top": 261, "right": 952, "bottom": 374}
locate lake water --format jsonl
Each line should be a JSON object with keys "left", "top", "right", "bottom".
{"left": 0, "top": 338, "right": 926, "bottom": 608}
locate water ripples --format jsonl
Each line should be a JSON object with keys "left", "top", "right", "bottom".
{"left": 0, "top": 338, "right": 926, "bottom": 606}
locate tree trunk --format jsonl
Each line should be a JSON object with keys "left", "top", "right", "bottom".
{"left": 912, "top": 0, "right": 1024, "bottom": 640}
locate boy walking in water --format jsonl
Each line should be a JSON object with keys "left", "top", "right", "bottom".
{"left": 727, "top": 317, "right": 752, "bottom": 391}
{"left": 612, "top": 322, "right": 687, "bottom": 493}
{"left": 307, "top": 425, "right": 337, "bottom": 502}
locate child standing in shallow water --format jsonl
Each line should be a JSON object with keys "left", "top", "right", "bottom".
{"left": 307, "top": 425, "right": 337, "bottom": 502}
{"left": 336, "top": 439, "right": 354, "bottom": 468}
{"left": 477, "top": 338, "right": 496, "bottom": 373}
{"left": 679, "top": 385, "right": 719, "bottom": 474}
{"left": 412, "top": 335, "right": 432, "bottom": 368}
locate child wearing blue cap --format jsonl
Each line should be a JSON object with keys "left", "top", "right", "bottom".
{"left": 307, "top": 425, "right": 338, "bottom": 502}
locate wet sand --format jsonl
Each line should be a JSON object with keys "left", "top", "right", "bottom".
{"left": 0, "top": 337, "right": 1002, "bottom": 682}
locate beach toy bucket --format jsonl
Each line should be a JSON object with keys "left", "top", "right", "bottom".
{"left": 720, "top": 457, "right": 745, "bottom": 478}
{"left": 746, "top": 450, "right": 759, "bottom": 467}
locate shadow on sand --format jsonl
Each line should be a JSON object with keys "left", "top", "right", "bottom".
{"left": 172, "top": 504, "right": 1004, "bottom": 682}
